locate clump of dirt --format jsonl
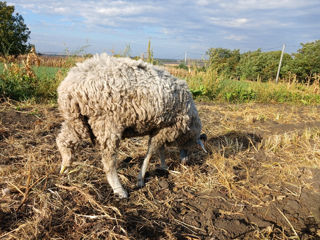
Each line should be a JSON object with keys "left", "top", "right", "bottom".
{"left": 0, "top": 101, "right": 320, "bottom": 239}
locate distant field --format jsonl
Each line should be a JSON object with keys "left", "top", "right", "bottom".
{"left": 0, "top": 62, "right": 62, "bottom": 78}
{"left": 32, "top": 65, "right": 63, "bottom": 80}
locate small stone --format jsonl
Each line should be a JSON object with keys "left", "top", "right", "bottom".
{"left": 2, "top": 188, "right": 10, "bottom": 195}
{"left": 159, "top": 179, "right": 169, "bottom": 189}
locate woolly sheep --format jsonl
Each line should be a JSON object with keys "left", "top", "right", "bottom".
{"left": 56, "top": 54, "right": 206, "bottom": 198}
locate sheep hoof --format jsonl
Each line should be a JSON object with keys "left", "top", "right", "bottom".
{"left": 59, "top": 165, "right": 69, "bottom": 174}
{"left": 114, "top": 189, "right": 128, "bottom": 199}
{"left": 159, "top": 164, "right": 168, "bottom": 171}
{"left": 181, "top": 158, "right": 188, "bottom": 165}
{"left": 137, "top": 178, "right": 145, "bottom": 188}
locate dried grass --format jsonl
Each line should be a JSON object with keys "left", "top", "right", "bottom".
{"left": 1, "top": 101, "right": 320, "bottom": 239}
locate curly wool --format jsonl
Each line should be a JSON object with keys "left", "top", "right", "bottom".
{"left": 56, "top": 53, "right": 202, "bottom": 197}
{"left": 58, "top": 54, "right": 201, "bottom": 146}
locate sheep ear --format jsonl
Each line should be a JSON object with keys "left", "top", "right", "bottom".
{"left": 197, "top": 138, "right": 207, "bottom": 153}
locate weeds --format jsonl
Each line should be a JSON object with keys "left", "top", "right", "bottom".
{"left": 1, "top": 51, "right": 320, "bottom": 104}
{"left": 0, "top": 63, "right": 37, "bottom": 100}
{"left": 167, "top": 66, "right": 320, "bottom": 104}
{"left": 0, "top": 51, "right": 72, "bottom": 101}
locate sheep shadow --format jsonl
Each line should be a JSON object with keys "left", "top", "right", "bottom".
{"left": 118, "top": 131, "right": 262, "bottom": 188}
{"left": 207, "top": 131, "right": 262, "bottom": 157}
{"left": 119, "top": 156, "right": 170, "bottom": 186}
{"left": 187, "top": 131, "right": 262, "bottom": 167}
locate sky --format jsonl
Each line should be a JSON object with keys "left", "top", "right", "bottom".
{"left": 7, "top": 0, "right": 320, "bottom": 59}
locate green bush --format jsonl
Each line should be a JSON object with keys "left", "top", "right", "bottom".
{"left": 0, "top": 64, "right": 35, "bottom": 100}
{"left": 177, "top": 63, "right": 189, "bottom": 70}
{"left": 236, "top": 49, "right": 292, "bottom": 81}
{"left": 206, "top": 40, "right": 320, "bottom": 83}
{"left": 290, "top": 40, "right": 320, "bottom": 82}
{"left": 206, "top": 48, "right": 240, "bottom": 78}
{"left": 184, "top": 69, "right": 320, "bottom": 104}
{"left": 0, "top": 63, "right": 65, "bottom": 101}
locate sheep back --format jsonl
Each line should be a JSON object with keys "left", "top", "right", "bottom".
{"left": 57, "top": 53, "right": 201, "bottom": 146}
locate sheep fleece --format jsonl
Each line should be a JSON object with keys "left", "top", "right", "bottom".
{"left": 57, "top": 53, "right": 202, "bottom": 148}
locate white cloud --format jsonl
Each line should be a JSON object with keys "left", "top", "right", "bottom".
{"left": 96, "top": 4, "right": 158, "bottom": 17}
{"left": 224, "top": 34, "right": 247, "bottom": 41}
{"left": 209, "top": 17, "right": 249, "bottom": 28}
{"left": 196, "top": 0, "right": 211, "bottom": 6}
{"left": 53, "top": 7, "right": 67, "bottom": 14}
{"left": 198, "top": 0, "right": 319, "bottom": 10}
{"left": 6, "top": 0, "right": 320, "bottom": 57}
{"left": 161, "top": 28, "right": 170, "bottom": 35}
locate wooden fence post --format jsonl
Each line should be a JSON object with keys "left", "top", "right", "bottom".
{"left": 276, "top": 44, "right": 286, "bottom": 83}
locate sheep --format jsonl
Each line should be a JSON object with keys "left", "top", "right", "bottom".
{"left": 56, "top": 53, "right": 206, "bottom": 198}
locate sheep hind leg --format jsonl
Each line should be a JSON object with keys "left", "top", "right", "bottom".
{"left": 56, "top": 120, "right": 85, "bottom": 174}
{"left": 101, "top": 139, "right": 128, "bottom": 198}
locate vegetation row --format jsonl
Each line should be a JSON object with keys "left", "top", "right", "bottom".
{"left": 1, "top": 1, "right": 320, "bottom": 104}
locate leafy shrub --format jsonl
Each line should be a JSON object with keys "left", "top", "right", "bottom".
{"left": 0, "top": 63, "right": 36, "bottom": 100}
{"left": 236, "top": 49, "right": 292, "bottom": 82}
{"left": 176, "top": 63, "right": 189, "bottom": 70}
{"left": 183, "top": 68, "right": 320, "bottom": 104}
{"left": 206, "top": 48, "right": 240, "bottom": 78}
{"left": 206, "top": 40, "right": 320, "bottom": 83}
{"left": 290, "top": 40, "right": 320, "bottom": 82}
{"left": 223, "top": 85, "right": 256, "bottom": 103}
{"left": 0, "top": 62, "right": 65, "bottom": 101}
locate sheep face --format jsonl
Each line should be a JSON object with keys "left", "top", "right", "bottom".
{"left": 176, "top": 114, "right": 207, "bottom": 164}
{"left": 178, "top": 133, "right": 207, "bottom": 164}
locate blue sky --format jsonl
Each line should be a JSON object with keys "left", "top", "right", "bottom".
{"left": 7, "top": 0, "right": 320, "bottom": 59}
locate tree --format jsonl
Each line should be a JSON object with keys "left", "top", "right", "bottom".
{"left": 206, "top": 48, "right": 240, "bottom": 78}
{"left": 236, "top": 49, "right": 292, "bottom": 81}
{"left": 0, "top": 1, "right": 31, "bottom": 57}
{"left": 290, "top": 40, "right": 320, "bottom": 82}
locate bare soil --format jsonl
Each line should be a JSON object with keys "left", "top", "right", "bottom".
{"left": 0, "top": 101, "right": 320, "bottom": 239}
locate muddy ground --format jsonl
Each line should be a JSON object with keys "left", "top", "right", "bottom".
{"left": 0, "top": 101, "right": 320, "bottom": 239}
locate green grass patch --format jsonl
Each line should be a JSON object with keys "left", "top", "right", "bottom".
{"left": 0, "top": 62, "right": 68, "bottom": 102}
{"left": 185, "top": 70, "right": 320, "bottom": 104}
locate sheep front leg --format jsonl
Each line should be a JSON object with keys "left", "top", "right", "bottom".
{"left": 180, "top": 149, "right": 189, "bottom": 164}
{"left": 101, "top": 147, "right": 128, "bottom": 199}
{"left": 137, "top": 136, "right": 157, "bottom": 188}
{"left": 137, "top": 141, "right": 154, "bottom": 188}
{"left": 138, "top": 136, "right": 165, "bottom": 188}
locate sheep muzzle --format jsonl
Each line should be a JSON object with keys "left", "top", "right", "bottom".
{"left": 198, "top": 133, "right": 207, "bottom": 153}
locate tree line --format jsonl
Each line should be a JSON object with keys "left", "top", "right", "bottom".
{"left": 206, "top": 40, "right": 320, "bottom": 83}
